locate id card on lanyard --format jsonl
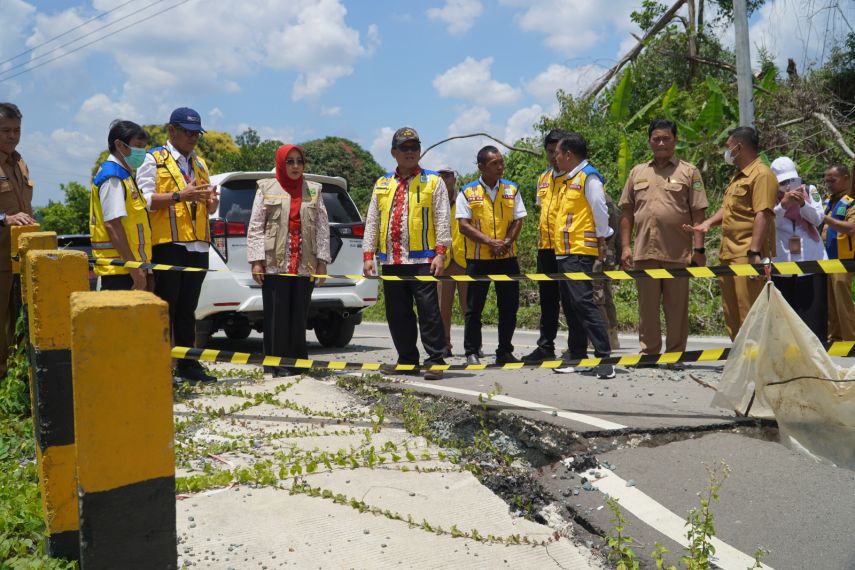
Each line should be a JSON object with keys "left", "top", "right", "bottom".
{"left": 179, "top": 158, "right": 198, "bottom": 219}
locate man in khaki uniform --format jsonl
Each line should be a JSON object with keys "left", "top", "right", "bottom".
{"left": 687, "top": 127, "right": 776, "bottom": 339}
{"left": 821, "top": 163, "right": 855, "bottom": 341}
{"left": 0, "top": 102, "right": 36, "bottom": 375}
{"left": 620, "top": 119, "right": 707, "bottom": 360}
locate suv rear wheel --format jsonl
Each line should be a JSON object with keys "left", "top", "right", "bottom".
{"left": 314, "top": 313, "right": 356, "bottom": 348}
{"left": 224, "top": 321, "right": 252, "bottom": 340}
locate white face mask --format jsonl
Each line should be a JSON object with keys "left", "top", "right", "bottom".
{"left": 724, "top": 148, "right": 736, "bottom": 166}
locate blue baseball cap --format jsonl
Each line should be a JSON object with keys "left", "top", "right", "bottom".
{"left": 169, "top": 107, "right": 205, "bottom": 132}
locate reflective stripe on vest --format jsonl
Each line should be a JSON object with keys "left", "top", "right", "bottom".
{"left": 148, "top": 147, "right": 211, "bottom": 246}
{"left": 824, "top": 194, "right": 855, "bottom": 259}
{"left": 460, "top": 179, "right": 518, "bottom": 260}
{"left": 552, "top": 164, "right": 604, "bottom": 256}
{"left": 89, "top": 160, "right": 152, "bottom": 276}
{"left": 373, "top": 170, "right": 440, "bottom": 261}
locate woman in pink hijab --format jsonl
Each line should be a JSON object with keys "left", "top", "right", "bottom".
{"left": 246, "top": 145, "right": 331, "bottom": 376}
{"left": 770, "top": 156, "right": 827, "bottom": 341}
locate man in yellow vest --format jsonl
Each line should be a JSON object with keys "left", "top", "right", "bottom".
{"left": 0, "top": 102, "right": 36, "bottom": 377}
{"left": 523, "top": 129, "right": 584, "bottom": 363}
{"left": 436, "top": 165, "right": 468, "bottom": 357}
{"left": 457, "top": 146, "right": 526, "bottom": 365}
{"left": 90, "top": 120, "right": 152, "bottom": 291}
{"left": 362, "top": 127, "right": 451, "bottom": 380}
{"left": 551, "top": 134, "right": 615, "bottom": 379}
{"left": 137, "top": 107, "right": 219, "bottom": 383}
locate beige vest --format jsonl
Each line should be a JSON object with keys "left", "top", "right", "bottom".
{"left": 258, "top": 178, "right": 322, "bottom": 274}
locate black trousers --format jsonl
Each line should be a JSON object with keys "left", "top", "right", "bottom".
{"left": 557, "top": 254, "right": 611, "bottom": 358}
{"left": 262, "top": 274, "right": 313, "bottom": 360}
{"left": 151, "top": 243, "right": 208, "bottom": 359}
{"left": 771, "top": 274, "right": 828, "bottom": 342}
{"left": 382, "top": 263, "right": 446, "bottom": 365}
{"left": 535, "top": 249, "right": 584, "bottom": 355}
{"left": 464, "top": 258, "right": 519, "bottom": 356}
{"left": 100, "top": 274, "right": 133, "bottom": 290}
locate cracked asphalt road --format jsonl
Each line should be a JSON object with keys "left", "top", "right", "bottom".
{"left": 206, "top": 323, "right": 855, "bottom": 569}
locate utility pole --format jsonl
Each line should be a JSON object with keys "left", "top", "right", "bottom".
{"left": 733, "top": 0, "right": 755, "bottom": 126}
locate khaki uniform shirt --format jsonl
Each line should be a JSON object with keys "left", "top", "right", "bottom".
{"left": 720, "top": 157, "right": 778, "bottom": 261}
{"left": 619, "top": 155, "right": 708, "bottom": 263}
{"left": 0, "top": 150, "right": 34, "bottom": 272}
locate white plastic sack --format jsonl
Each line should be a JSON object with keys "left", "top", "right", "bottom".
{"left": 714, "top": 281, "right": 855, "bottom": 469}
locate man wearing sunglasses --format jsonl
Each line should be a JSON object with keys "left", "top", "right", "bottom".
{"left": 362, "top": 127, "right": 451, "bottom": 380}
{"left": 137, "top": 107, "right": 219, "bottom": 383}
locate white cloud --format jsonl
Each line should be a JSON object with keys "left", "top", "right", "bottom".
{"left": 500, "top": 0, "right": 640, "bottom": 56}
{"left": 320, "top": 106, "right": 342, "bottom": 117}
{"left": 433, "top": 57, "right": 520, "bottom": 105}
{"left": 748, "top": 0, "right": 855, "bottom": 70}
{"left": 427, "top": 0, "right": 483, "bottom": 35}
{"left": 504, "top": 104, "right": 543, "bottom": 144}
{"left": 369, "top": 127, "right": 396, "bottom": 171}
{"left": 527, "top": 63, "right": 606, "bottom": 101}
{"left": 209, "top": 107, "right": 224, "bottom": 120}
{"left": 423, "top": 107, "right": 497, "bottom": 175}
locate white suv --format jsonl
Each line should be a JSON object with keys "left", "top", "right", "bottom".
{"left": 194, "top": 171, "right": 378, "bottom": 347}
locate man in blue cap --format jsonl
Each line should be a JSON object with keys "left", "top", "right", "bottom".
{"left": 137, "top": 107, "right": 219, "bottom": 383}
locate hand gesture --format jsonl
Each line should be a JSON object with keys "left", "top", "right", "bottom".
{"left": 363, "top": 259, "right": 376, "bottom": 277}
{"left": 620, "top": 246, "right": 633, "bottom": 270}
{"left": 315, "top": 262, "right": 327, "bottom": 287}
{"left": 430, "top": 254, "right": 445, "bottom": 276}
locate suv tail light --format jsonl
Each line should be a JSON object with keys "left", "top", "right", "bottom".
{"left": 212, "top": 220, "right": 247, "bottom": 237}
{"left": 337, "top": 223, "right": 364, "bottom": 237}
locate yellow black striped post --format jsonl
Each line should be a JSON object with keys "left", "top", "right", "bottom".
{"left": 70, "top": 290, "right": 176, "bottom": 568}
{"left": 25, "top": 250, "right": 89, "bottom": 561}
{"left": 10, "top": 223, "right": 41, "bottom": 311}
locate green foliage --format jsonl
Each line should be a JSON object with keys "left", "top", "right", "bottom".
{"left": 0, "top": 313, "right": 31, "bottom": 418}
{"left": 298, "top": 136, "right": 385, "bottom": 215}
{"left": 605, "top": 497, "right": 640, "bottom": 570}
{"left": 219, "top": 128, "right": 282, "bottom": 173}
{"left": 682, "top": 461, "right": 731, "bottom": 569}
{"left": 34, "top": 181, "right": 89, "bottom": 235}
{"left": 0, "top": 418, "right": 77, "bottom": 568}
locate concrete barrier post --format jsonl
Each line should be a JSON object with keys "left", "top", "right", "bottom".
{"left": 18, "top": 231, "right": 57, "bottom": 307}
{"left": 25, "top": 249, "right": 89, "bottom": 561}
{"left": 70, "top": 290, "right": 177, "bottom": 569}
{"left": 10, "top": 223, "right": 41, "bottom": 313}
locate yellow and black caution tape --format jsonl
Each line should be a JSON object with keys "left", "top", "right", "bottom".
{"left": 172, "top": 342, "right": 855, "bottom": 372}
{"left": 98, "top": 258, "right": 855, "bottom": 282}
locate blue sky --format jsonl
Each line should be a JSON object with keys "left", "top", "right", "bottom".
{"left": 2, "top": 0, "right": 851, "bottom": 206}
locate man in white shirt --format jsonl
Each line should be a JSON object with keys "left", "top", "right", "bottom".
{"left": 136, "top": 107, "right": 219, "bottom": 383}
{"left": 456, "top": 146, "right": 526, "bottom": 365}
{"left": 550, "top": 134, "right": 615, "bottom": 379}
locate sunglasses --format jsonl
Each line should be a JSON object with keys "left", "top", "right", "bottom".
{"left": 285, "top": 159, "right": 305, "bottom": 166}
{"left": 174, "top": 125, "right": 202, "bottom": 137}
{"left": 397, "top": 143, "right": 421, "bottom": 153}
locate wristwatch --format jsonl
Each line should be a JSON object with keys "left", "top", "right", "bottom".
{"left": 0, "top": 213, "right": 6, "bottom": 227}
{"left": 693, "top": 247, "right": 705, "bottom": 254}
{"left": 172, "top": 191, "right": 181, "bottom": 202}
{"left": 747, "top": 249, "right": 761, "bottom": 258}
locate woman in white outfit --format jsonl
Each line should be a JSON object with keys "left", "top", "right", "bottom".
{"left": 769, "top": 156, "right": 827, "bottom": 341}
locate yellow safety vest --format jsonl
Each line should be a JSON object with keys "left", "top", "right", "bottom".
{"left": 460, "top": 179, "right": 519, "bottom": 260}
{"left": 445, "top": 202, "right": 467, "bottom": 269}
{"left": 90, "top": 160, "right": 152, "bottom": 276}
{"left": 536, "top": 168, "right": 568, "bottom": 249}
{"left": 148, "top": 146, "right": 211, "bottom": 246}
{"left": 373, "top": 170, "right": 440, "bottom": 261}
{"left": 552, "top": 164, "right": 604, "bottom": 256}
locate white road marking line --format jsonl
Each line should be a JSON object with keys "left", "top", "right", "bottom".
{"left": 408, "top": 382, "right": 627, "bottom": 431}
{"left": 593, "top": 468, "right": 773, "bottom": 570}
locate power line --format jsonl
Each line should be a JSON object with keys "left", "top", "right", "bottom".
{"left": 0, "top": 0, "right": 192, "bottom": 83}
{"left": 0, "top": 0, "right": 137, "bottom": 67}
{"left": 0, "top": 0, "right": 168, "bottom": 79}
